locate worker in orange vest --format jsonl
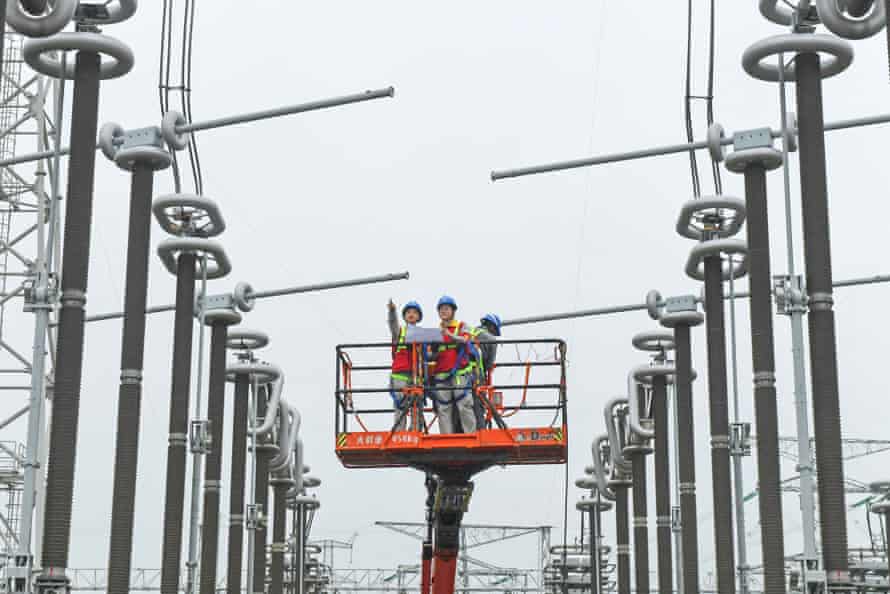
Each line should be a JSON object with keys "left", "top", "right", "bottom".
{"left": 432, "top": 295, "right": 476, "bottom": 434}
{"left": 388, "top": 299, "right": 423, "bottom": 430}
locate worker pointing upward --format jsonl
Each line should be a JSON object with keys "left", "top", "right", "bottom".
{"left": 387, "top": 299, "right": 423, "bottom": 430}
{"left": 433, "top": 295, "right": 477, "bottom": 434}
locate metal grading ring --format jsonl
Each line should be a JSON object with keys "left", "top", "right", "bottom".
{"left": 23, "top": 32, "right": 134, "bottom": 80}
{"left": 645, "top": 290, "right": 663, "bottom": 321}
{"left": 303, "top": 475, "right": 322, "bottom": 488}
{"left": 870, "top": 480, "right": 890, "bottom": 493}
{"left": 685, "top": 238, "right": 749, "bottom": 282}
{"left": 634, "top": 364, "right": 676, "bottom": 384}
{"left": 157, "top": 237, "right": 232, "bottom": 279}
{"left": 6, "top": 0, "right": 76, "bottom": 38}
{"left": 153, "top": 193, "right": 225, "bottom": 238}
{"left": 816, "top": 0, "right": 886, "bottom": 40}
{"left": 759, "top": 0, "right": 795, "bottom": 25}
{"left": 78, "top": 0, "right": 138, "bottom": 26}
{"left": 631, "top": 330, "right": 674, "bottom": 352}
{"left": 226, "top": 328, "right": 270, "bottom": 351}
{"left": 707, "top": 122, "right": 727, "bottom": 163}
{"left": 233, "top": 281, "right": 255, "bottom": 312}
{"left": 225, "top": 360, "right": 281, "bottom": 384}
{"left": 289, "top": 494, "right": 318, "bottom": 506}
{"left": 676, "top": 196, "right": 746, "bottom": 241}
{"left": 871, "top": 501, "right": 890, "bottom": 514}
{"left": 115, "top": 146, "right": 172, "bottom": 172}
{"left": 161, "top": 110, "right": 190, "bottom": 151}
{"left": 659, "top": 310, "right": 704, "bottom": 328}
{"left": 607, "top": 476, "right": 632, "bottom": 488}
{"left": 623, "top": 442, "right": 653, "bottom": 456}
{"left": 576, "top": 499, "right": 596, "bottom": 511}
{"left": 742, "top": 34, "right": 853, "bottom": 82}
{"left": 203, "top": 308, "right": 242, "bottom": 326}
{"left": 575, "top": 477, "right": 596, "bottom": 489}
{"left": 725, "top": 147, "right": 783, "bottom": 174}
{"left": 98, "top": 121, "right": 124, "bottom": 161}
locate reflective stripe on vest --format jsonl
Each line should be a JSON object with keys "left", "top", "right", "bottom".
{"left": 391, "top": 325, "right": 413, "bottom": 375}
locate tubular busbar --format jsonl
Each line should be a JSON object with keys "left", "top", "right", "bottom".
{"left": 160, "top": 253, "right": 198, "bottom": 594}
{"left": 199, "top": 323, "right": 230, "bottom": 594}
{"left": 652, "top": 375, "right": 672, "bottom": 594}
{"left": 703, "top": 256, "right": 736, "bottom": 594}
{"left": 226, "top": 375, "right": 250, "bottom": 594}
{"left": 40, "top": 50, "right": 101, "bottom": 576}
{"left": 253, "top": 386, "right": 271, "bottom": 594}
{"left": 674, "top": 325, "right": 700, "bottom": 594}
{"left": 743, "top": 163, "right": 786, "bottom": 594}
{"left": 796, "top": 51, "right": 849, "bottom": 587}
{"left": 106, "top": 163, "right": 155, "bottom": 594}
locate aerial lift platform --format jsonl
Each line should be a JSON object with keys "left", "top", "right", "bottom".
{"left": 334, "top": 338, "right": 567, "bottom": 594}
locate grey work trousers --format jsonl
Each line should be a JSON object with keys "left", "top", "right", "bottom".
{"left": 435, "top": 372, "right": 475, "bottom": 434}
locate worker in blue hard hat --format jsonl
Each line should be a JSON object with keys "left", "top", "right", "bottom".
{"left": 431, "top": 295, "right": 477, "bottom": 434}
{"left": 468, "top": 313, "right": 502, "bottom": 428}
{"left": 387, "top": 299, "right": 424, "bottom": 430}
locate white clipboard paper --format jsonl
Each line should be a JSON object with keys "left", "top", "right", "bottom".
{"left": 404, "top": 326, "right": 444, "bottom": 344}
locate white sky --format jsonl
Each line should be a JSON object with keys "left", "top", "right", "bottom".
{"left": 3, "top": 0, "right": 890, "bottom": 587}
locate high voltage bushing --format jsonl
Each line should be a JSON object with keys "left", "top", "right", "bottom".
{"left": 590, "top": 435, "right": 617, "bottom": 594}
{"left": 198, "top": 306, "right": 243, "bottom": 594}
{"left": 252, "top": 383, "right": 281, "bottom": 594}
{"left": 19, "top": 17, "right": 135, "bottom": 594}
{"left": 576, "top": 482, "right": 612, "bottom": 594}
{"left": 225, "top": 349, "right": 278, "bottom": 594}
{"left": 155, "top": 192, "right": 230, "bottom": 594}
{"left": 630, "top": 331, "right": 674, "bottom": 594}
{"left": 623, "top": 385, "right": 651, "bottom": 594}
{"left": 869, "top": 481, "right": 890, "bottom": 577}
{"left": 722, "top": 130, "right": 788, "bottom": 594}
{"left": 603, "top": 400, "right": 632, "bottom": 594}
{"left": 650, "top": 295, "right": 703, "bottom": 594}
{"left": 289, "top": 481, "right": 322, "bottom": 594}
{"left": 676, "top": 196, "right": 748, "bottom": 594}
{"left": 101, "top": 123, "right": 173, "bottom": 594}
{"left": 748, "top": 32, "right": 855, "bottom": 591}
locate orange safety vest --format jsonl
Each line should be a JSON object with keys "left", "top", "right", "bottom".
{"left": 434, "top": 320, "right": 468, "bottom": 375}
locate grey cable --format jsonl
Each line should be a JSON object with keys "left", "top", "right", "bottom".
{"left": 796, "top": 52, "right": 849, "bottom": 588}
{"left": 674, "top": 325, "right": 700, "bottom": 594}
{"left": 703, "top": 255, "right": 736, "bottom": 594}
{"left": 106, "top": 163, "right": 155, "bottom": 594}
{"left": 199, "top": 322, "right": 229, "bottom": 594}
{"left": 160, "top": 253, "right": 197, "bottom": 594}
{"left": 652, "top": 375, "right": 672, "bottom": 594}
{"left": 40, "top": 50, "right": 101, "bottom": 573}
{"left": 226, "top": 375, "right": 250, "bottom": 594}
{"left": 742, "top": 163, "right": 786, "bottom": 594}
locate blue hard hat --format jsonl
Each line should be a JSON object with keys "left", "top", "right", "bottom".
{"left": 402, "top": 300, "right": 423, "bottom": 321}
{"left": 480, "top": 313, "right": 502, "bottom": 336}
{"left": 437, "top": 295, "right": 458, "bottom": 311}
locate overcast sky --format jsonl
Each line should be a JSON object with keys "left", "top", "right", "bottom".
{"left": 3, "top": 0, "right": 890, "bottom": 587}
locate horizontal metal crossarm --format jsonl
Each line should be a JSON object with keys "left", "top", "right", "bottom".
{"left": 490, "top": 111, "right": 890, "bottom": 180}
{"left": 0, "top": 86, "right": 396, "bottom": 168}
{"left": 503, "top": 272, "right": 890, "bottom": 326}
{"left": 72, "top": 271, "right": 408, "bottom": 324}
